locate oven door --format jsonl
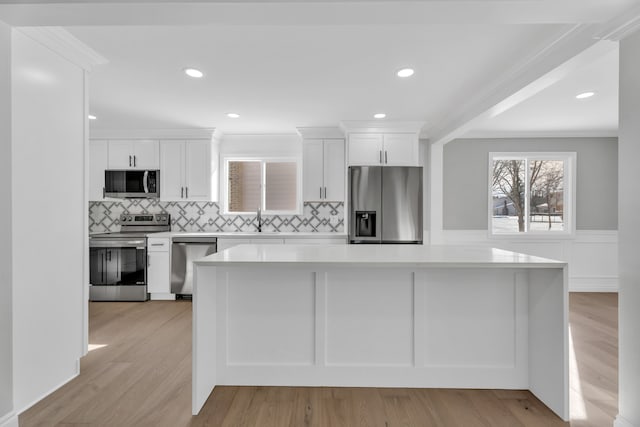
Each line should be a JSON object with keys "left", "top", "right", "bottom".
{"left": 89, "top": 238, "right": 148, "bottom": 301}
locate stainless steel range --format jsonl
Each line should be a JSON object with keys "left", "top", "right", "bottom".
{"left": 89, "top": 213, "right": 170, "bottom": 301}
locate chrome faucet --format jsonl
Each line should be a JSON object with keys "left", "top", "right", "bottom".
{"left": 256, "top": 206, "right": 262, "bottom": 232}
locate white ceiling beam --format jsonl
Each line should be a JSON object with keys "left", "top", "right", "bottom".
{"left": 427, "top": 3, "right": 640, "bottom": 145}
{"left": 0, "top": 1, "right": 634, "bottom": 27}
{"left": 427, "top": 23, "right": 625, "bottom": 146}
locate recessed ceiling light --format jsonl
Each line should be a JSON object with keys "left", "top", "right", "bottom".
{"left": 576, "top": 91, "right": 595, "bottom": 99}
{"left": 88, "top": 114, "right": 97, "bottom": 120}
{"left": 373, "top": 113, "right": 386, "bottom": 119}
{"left": 184, "top": 68, "right": 204, "bottom": 78}
{"left": 226, "top": 113, "right": 240, "bottom": 119}
{"left": 396, "top": 68, "right": 415, "bottom": 78}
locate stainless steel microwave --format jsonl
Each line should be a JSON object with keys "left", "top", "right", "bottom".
{"left": 104, "top": 170, "right": 159, "bottom": 198}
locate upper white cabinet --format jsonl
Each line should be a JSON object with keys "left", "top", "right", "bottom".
{"left": 89, "top": 139, "right": 108, "bottom": 201}
{"left": 341, "top": 121, "right": 424, "bottom": 167}
{"left": 303, "top": 138, "right": 345, "bottom": 201}
{"left": 160, "top": 140, "right": 212, "bottom": 201}
{"left": 108, "top": 139, "right": 159, "bottom": 169}
{"left": 347, "top": 134, "right": 383, "bottom": 166}
{"left": 348, "top": 133, "right": 418, "bottom": 166}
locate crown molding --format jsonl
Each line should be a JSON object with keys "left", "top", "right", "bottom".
{"left": 16, "top": 27, "right": 107, "bottom": 71}
{"left": 339, "top": 121, "right": 425, "bottom": 135}
{"left": 595, "top": 4, "right": 640, "bottom": 41}
{"left": 460, "top": 129, "right": 618, "bottom": 140}
{"left": 90, "top": 128, "right": 218, "bottom": 140}
{"left": 296, "top": 127, "right": 344, "bottom": 139}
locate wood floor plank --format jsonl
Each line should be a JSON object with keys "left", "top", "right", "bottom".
{"left": 19, "top": 293, "right": 617, "bottom": 427}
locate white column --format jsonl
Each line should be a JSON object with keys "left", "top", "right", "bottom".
{"left": 12, "top": 28, "right": 86, "bottom": 412}
{"left": 428, "top": 141, "right": 444, "bottom": 244}
{"left": 0, "top": 19, "right": 16, "bottom": 427}
{"left": 616, "top": 30, "right": 640, "bottom": 427}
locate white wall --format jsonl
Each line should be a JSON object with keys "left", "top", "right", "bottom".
{"left": 220, "top": 133, "right": 302, "bottom": 157}
{"left": 435, "top": 137, "right": 619, "bottom": 292}
{"left": 11, "top": 29, "right": 86, "bottom": 412}
{"left": 443, "top": 137, "right": 618, "bottom": 230}
{"left": 616, "top": 30, "right": 640, "bottom": 427}
{"left": 0, "top": 20, "right": 14, "bottom": 427}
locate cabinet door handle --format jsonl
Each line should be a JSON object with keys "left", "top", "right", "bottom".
{"left": 185, "top": 187, "right": 188, "bottom": 198}
{"left": 324, "top": 187, "right": 327, "bottom": 199}
{"left": 102, "top": 187, "right": 105, "bottom": 199}
{"left": 129, "top": 155, "right": 132, "bottom": 167}
{"left": 320, "top": 187, "right": 322, "bottom": 199}
{"left": 181, "top": 187, "right": 184, "bottom": 198}
{"left": 134, "top": 155, "right": 137, "bottom": 167}
{"left": 379, "top": 150, "right": 383, "bottom": 164}
{"left": 385, "top": 151, "right": 388, "bottom": 164}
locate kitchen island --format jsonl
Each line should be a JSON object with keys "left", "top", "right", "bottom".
{"left": 192, "top": 244, "right": 568, "bottom": 421}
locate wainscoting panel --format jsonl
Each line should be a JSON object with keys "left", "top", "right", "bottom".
{"left": 441, "top": 230, "right": 618, "bottom": 291}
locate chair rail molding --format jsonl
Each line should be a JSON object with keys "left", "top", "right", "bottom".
{"left": 441, "top": 229, "right": 618, "bottom": 292}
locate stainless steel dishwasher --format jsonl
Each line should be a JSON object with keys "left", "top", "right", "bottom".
{"left": 171, "top": 236, "right": 217, "bottom": 298}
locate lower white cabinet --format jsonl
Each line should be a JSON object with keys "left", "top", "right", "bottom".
{"left": 217, "top": 236, "right": 347, "bottom": 251}
{"left": 283, "top": 238, "right": 346, "bottom": 244}
{"left": 217, "top": 237, "right": 285, "bottom": 251}
{"left": 147, "top": 237, "right": 174, "bottom": 300}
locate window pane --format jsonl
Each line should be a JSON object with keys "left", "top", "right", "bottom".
{"left": 228, "top": 161, "right": 261, "bottom": 212}
{"left": 529, "top": 160, "right": 564, "bottom": 231}
{"left": 265, "top": 162, "right": 297, "bottom": 211}
{"left": 491, "top": 159, "right": 525, "bottom": 233}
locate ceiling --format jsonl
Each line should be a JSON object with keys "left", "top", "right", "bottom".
{"left": 0, "top": 0, "right": 636, "bottom": 138}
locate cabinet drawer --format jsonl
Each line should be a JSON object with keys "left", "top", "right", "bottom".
{"left": 147, "top": 237, "right": 170, "bottom": 252}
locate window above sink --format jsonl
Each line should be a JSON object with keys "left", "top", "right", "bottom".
{"left": 222, "top": 157, "right": 302, "bottom": 215}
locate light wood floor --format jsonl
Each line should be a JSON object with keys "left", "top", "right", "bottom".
{"left": 20, "top": 293, "right": 618, "bottom": 427}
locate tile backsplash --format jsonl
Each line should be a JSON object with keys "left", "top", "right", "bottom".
{"left": 89, "top": 200, "right": 344, "bottom": 233}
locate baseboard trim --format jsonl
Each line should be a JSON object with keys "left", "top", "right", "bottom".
{"left": 150, "top": 292, "right": 176, "bottom": 301}
{"left": 569, "top": 277, "right": 619, "bottom": 292}
{"left": 15, "top": 360, "right": 80, "bottom": 416}
{"left": 614, "top": 414, "right": 637, "bottom": 427}
{"left": 0, "top": 411, "right": 18, "bottom": 427}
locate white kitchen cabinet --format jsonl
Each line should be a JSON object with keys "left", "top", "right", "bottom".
{"left": 160, "top": 140, "right": 211, "bottom": 201}
{"left": 283, "top": 238, "right": 346, "bottom": 244}
{"left": 217, "top": 237, "right": 286, "bottom": 252}
{"left": 89, "top": 139, "right": 108, "bottom": 201}
{"left": 347, "top": 134, "right": 383, "bottom": 166}
{"left": 147, "top": 237, "right": 173, "bottom": 300}
{"left": 303, "top": 138, "right": 345, "bottom": 201}
{"left": 108, "top": 139, "right": 159, "bottom": 169}
{"left": 348, "top": 133, "right": 418, "bottom": 166}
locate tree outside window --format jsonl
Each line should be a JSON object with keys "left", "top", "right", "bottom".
{"left": 489, "top": 153, "right": 575, "bottom": 236}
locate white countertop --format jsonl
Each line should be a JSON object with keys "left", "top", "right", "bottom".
{"left": 194, "top": 244, "right": 566, "bottom": 268}
{"left": 148, "top": 231, "right": 347, "bottom": 239}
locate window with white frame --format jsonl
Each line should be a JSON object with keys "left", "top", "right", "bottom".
{"left": 489, "top": 152, "right": 576, "bottom": 236}
{"left": 224, "top": 158, "right": 300, "bottom": 214}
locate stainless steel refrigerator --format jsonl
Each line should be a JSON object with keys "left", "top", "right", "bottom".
{"left": 348, "top": 166, "right": 423, "bottom": 244}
